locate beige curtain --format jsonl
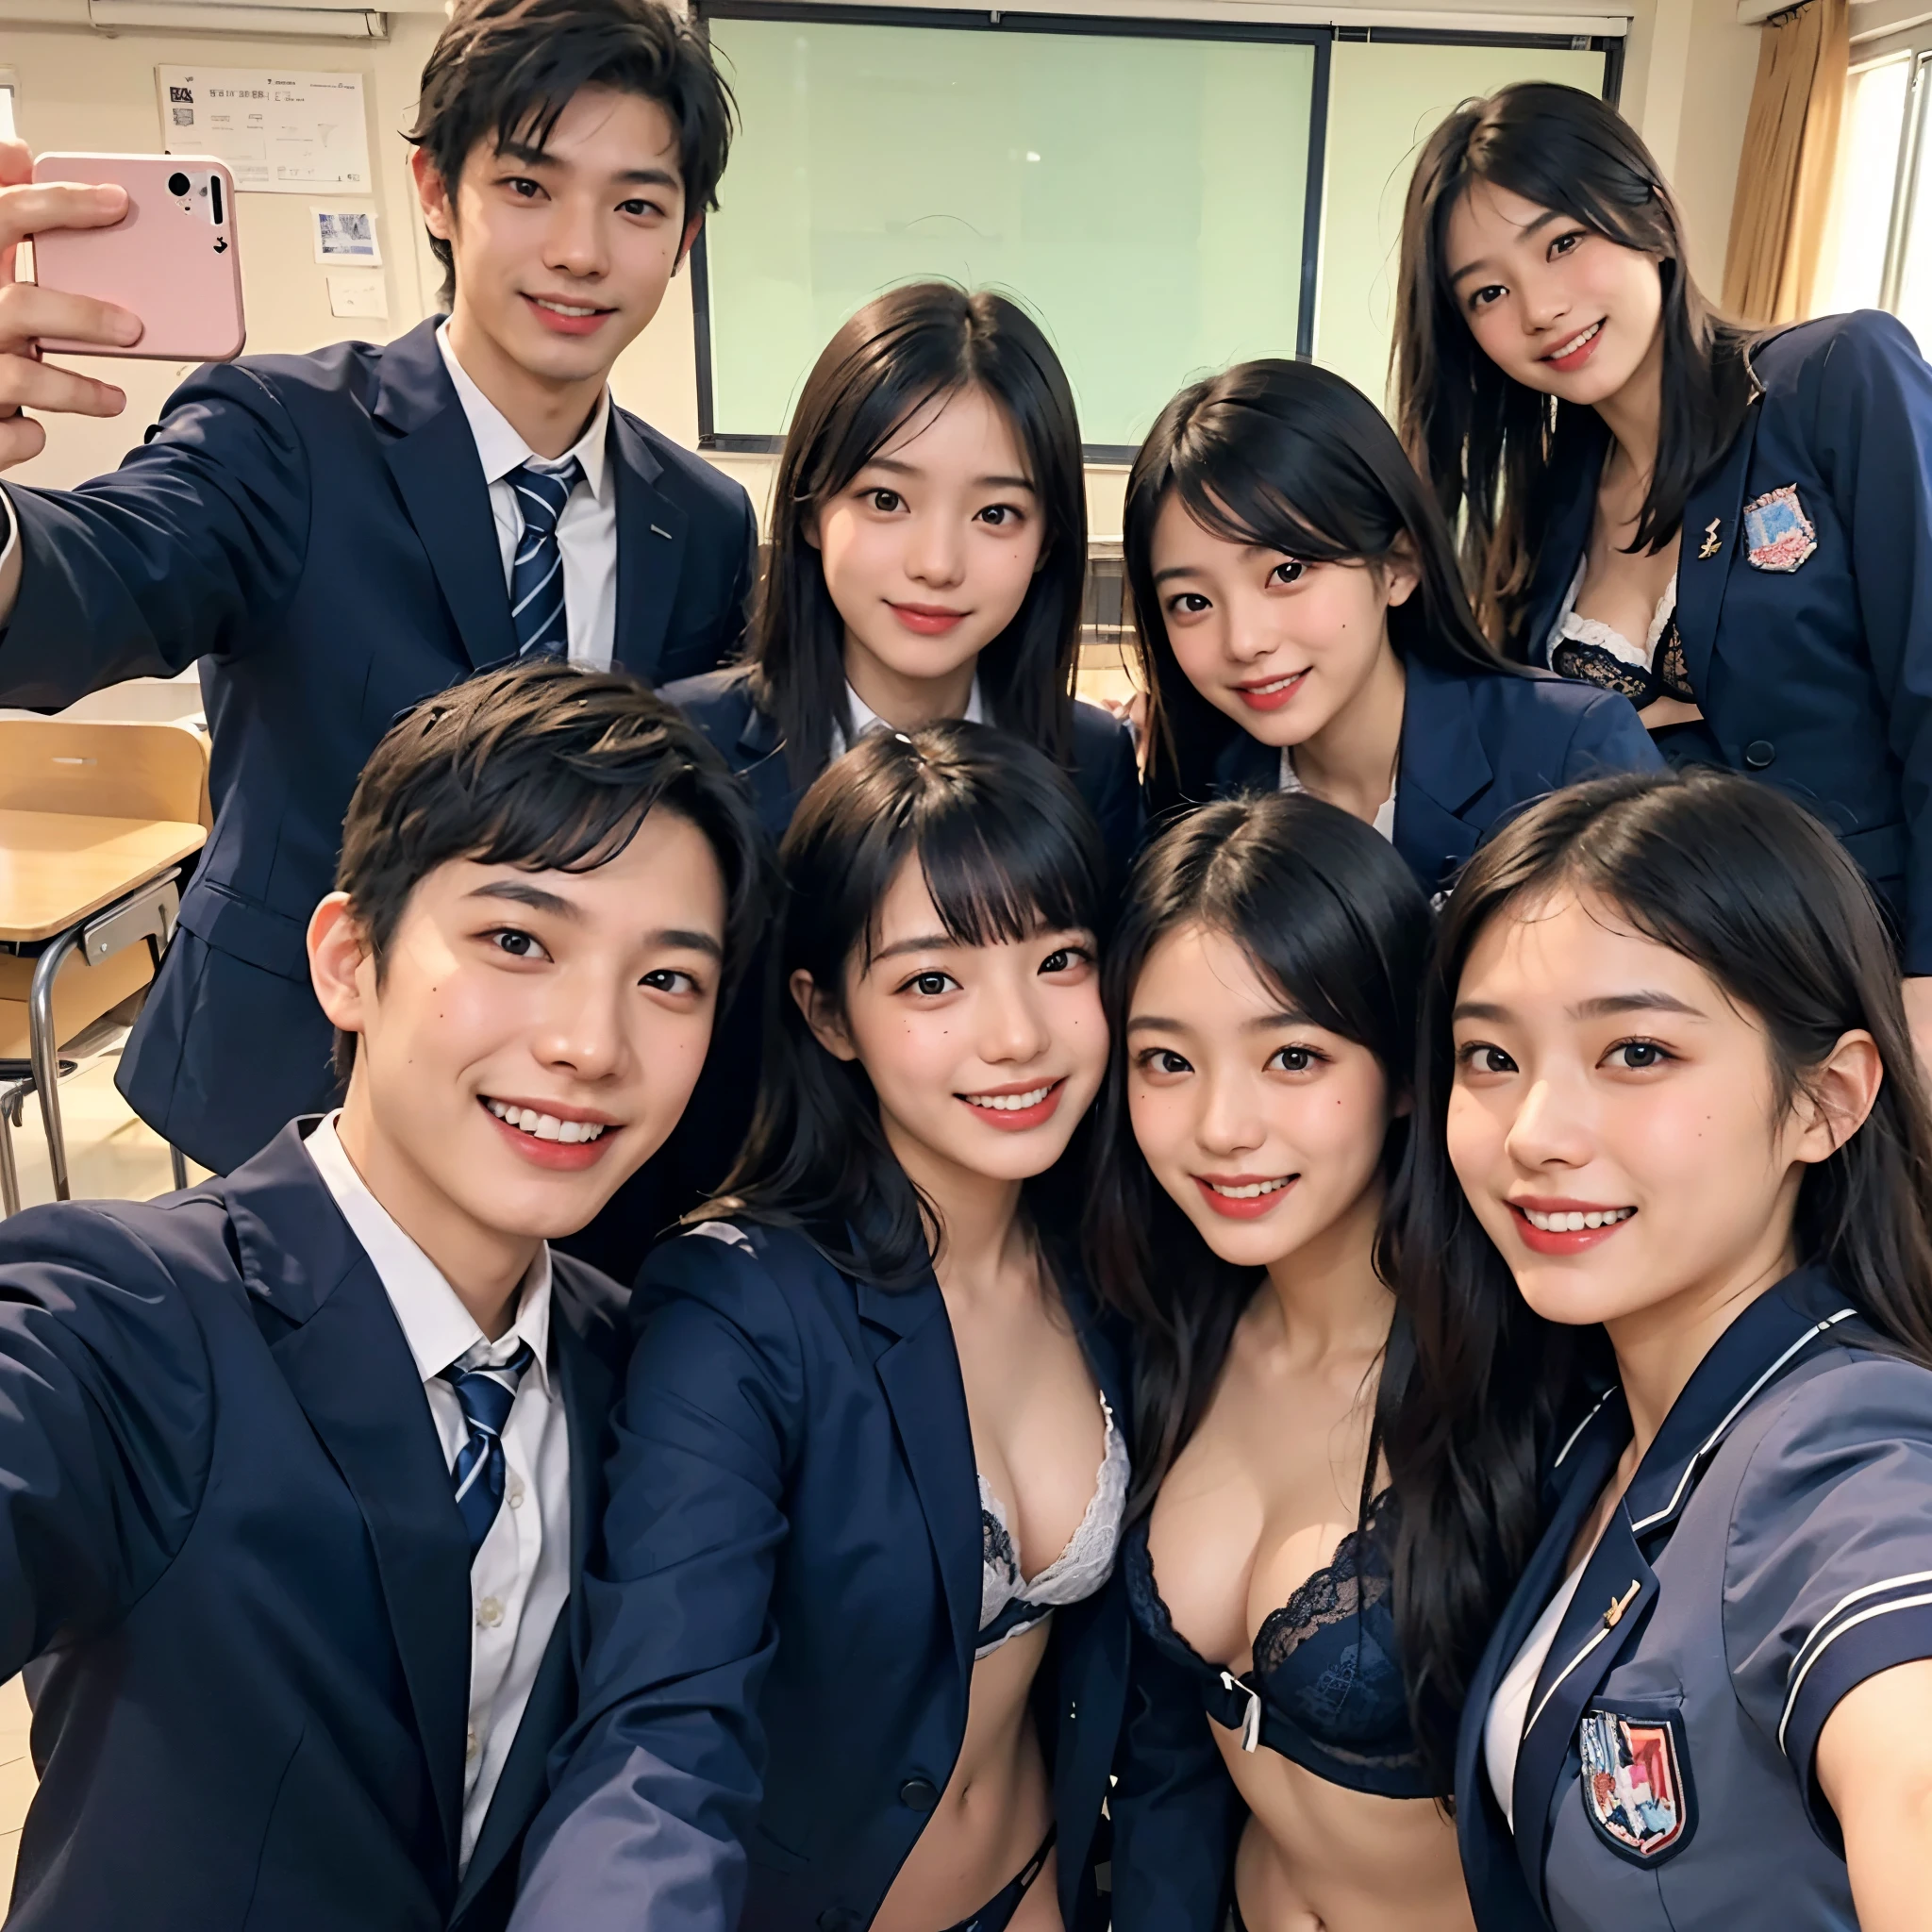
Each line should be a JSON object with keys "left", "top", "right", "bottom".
{"left": 1723, "top": 0, "right": 1851, "bottom": 324}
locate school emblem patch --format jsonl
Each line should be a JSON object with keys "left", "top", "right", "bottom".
{"left": 1741, "top": 485, "right": 1817, "bottom": 572}
{"left": 1578, "top": 1707, "right": 1693, "bottom": 1864}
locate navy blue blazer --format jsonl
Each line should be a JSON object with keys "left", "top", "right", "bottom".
{"left": 661, "top": 663, "right": 1146, "bottom": 876}
{"left": 1208, "top": 654, "right": 1660, "bottom": 897}
{"left": 1454, "top": 1271, "right": 1932, "bottom": 1932}
{"left": 1520, "top": 310, "right": 1932, "bottom": 969}
{"left": 0, "top": 317, "right": 755, "bottom": 1174}
{"left": 512, "top": 1219, "right": 1132, "bottom": 1932}
{"left": 0, "top": 1119, "right": 629, "bottom": 1932}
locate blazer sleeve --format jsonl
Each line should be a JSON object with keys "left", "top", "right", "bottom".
{"left": 0, "top": 1205, "right": 215, "bottom": 1667}
{"left": 1810, "top": 312, "right": 1932, "bottom": 974}
{"left": 1557, "top": 688, "right": 1665, "bottom": 785}
{"left": 1107, "top": 1624, "right": 1242, "bottom": 1932}
{"left": 510, "top": 1225, "right": 807, "bottom": 1932}
{"left": 0, "top": 358, "right": 310, "bottom": 708}
{"left": 1724, "top": 1357, "right": 1932, "bottom": 1848}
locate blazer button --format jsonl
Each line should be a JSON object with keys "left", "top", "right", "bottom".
{"left": 818, "top": 1912, "right": 864, "bottom": 1932}
{"left": 1744, "top": 739, "right": 1776, "bottom": 769}
{"left": 897, "top": 1776, "right": 940, "bottom": 1811}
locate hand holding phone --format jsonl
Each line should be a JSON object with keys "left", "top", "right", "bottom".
{"left": 30, "top": 152, "right": 245, "bottom": 362}
{"left": 0, "top": 137, "right": 140, "bottom": 473}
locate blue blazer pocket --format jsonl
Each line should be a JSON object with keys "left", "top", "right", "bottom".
{"left": 175, "top": 877, "right": 312, "bottom": 983}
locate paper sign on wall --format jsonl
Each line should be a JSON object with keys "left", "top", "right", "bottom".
{"left": 326, "top": 272, "right": 388, "bottom": 321}
{"left": 158, "top": 68, "right": 372, "bottom": 195}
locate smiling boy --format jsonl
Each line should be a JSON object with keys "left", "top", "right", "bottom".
{"left": 0, "top": 660, "right": 764, "bottom": 1932}
{"left": 0, "top": 0, "right": 754, "bottom": 1191}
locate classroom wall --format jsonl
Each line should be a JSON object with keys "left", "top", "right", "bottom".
{"left": 4, "top": 0, "right": 1763, "bottom": 526}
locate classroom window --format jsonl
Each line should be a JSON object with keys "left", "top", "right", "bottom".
{"left": 1818, "top": 45, "right": 1932, "bottom": 347}
{"left": 693, "top": 5, "right": 1619, "bottom": 455}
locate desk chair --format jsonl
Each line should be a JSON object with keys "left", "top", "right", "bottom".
{"left": 0, "top": 721, "right": 211, "bottom": 1214}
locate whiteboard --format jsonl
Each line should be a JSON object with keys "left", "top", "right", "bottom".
{"left": 702, "top": 16, "right": 1317, "bottom": 451}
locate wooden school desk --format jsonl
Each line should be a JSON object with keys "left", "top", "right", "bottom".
{"left": 0, "top": 721, "right": 210, "bottom": 1213}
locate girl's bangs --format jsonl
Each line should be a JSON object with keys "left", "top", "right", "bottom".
{"left": 860, "top": 788, "right": 1101, "bottom": 967}
{"left": 1171, "top": 443, "right": 1374, "bottom": 567}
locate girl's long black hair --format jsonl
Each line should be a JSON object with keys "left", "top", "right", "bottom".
{"left": 712, "top": 718, "right": 1107, "bottom": 1286}
{"left": 1394, "top": 82, "right": 1758, "bottom": 645}
{"left": 1084, "top": 791, "right": 1434, "bottom": 1517}
{"left": 1123, "top": 358, "right": 1509, "bottom": 815}
{"left": 748, "top": 283, "right": 1088, "bottom": 790}
{"left": 1381, "top": 766, "right": 1932, "bottom": 1784}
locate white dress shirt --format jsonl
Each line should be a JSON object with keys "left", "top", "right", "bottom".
{"left": 303, "top": 1112, "right": 573, "bottom": 1872}
{"left": 1278, "top": 747, "right": 1398, "bottom": 843}
{"left": 829, "top": 674, "right": 987, "bottom": 758}
{"left": 436, "top": 322, "right": 619, "bottom": 672}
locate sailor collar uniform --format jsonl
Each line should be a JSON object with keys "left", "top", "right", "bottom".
{"left": 1455, "top": 1266, "right": 1932, "bottom": 1932}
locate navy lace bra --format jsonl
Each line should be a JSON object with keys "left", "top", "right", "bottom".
{"left": 1123, "top": 1495, "right": 1436, "bottom": 1798}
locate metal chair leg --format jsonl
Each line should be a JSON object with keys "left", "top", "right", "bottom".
{"left": 27, "top": 928, "right": 83, "bottom": 1203}
{"left": 0, "top": 1091, "right": 20, "bottom": 1220}
{"left": 169, "top": 1144, "right": 188, "bottom": 1191}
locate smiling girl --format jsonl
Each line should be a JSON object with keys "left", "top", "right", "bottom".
{"left": 667, "top": 282, "right": 1140, "bottom": 870}
{"left": 1383, "top": 766, "right": 1932, "bottom": 1932}
{"left": 513, "top": 721, "right": 1129, "bottom": 1932}
{"left": 1087, "top": 792, "right": 1473, "bottom": 1932}
{"left": 1123, "top": 358, "right": 1656, "bottom": 901}
{"left": 1396, "top": 81, "right": 1932, "bottom": 1066}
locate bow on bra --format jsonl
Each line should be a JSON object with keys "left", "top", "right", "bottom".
{"left": 976, "top": 1393, "right": 1129, "bottom": 1659}
{"left": 1124, "top": 1494, "right": 1436, "bottom": 1798}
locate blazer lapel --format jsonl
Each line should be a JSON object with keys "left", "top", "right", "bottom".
{"left": 734, "top": 697, "right": 807, "bottom": 841}
{"left": 1675, "top": 401, "right": 1764, "bottom": 703}
{"left": 858, "top": 1272, "right": 982, "bottom": 1683}
{"left": 610, "top": 409, "right": 686, "bottom": 684}
{"left": 1395, "top": 658, "right": 1492, "bottom": 892}
{"left": 227, "top": 1123, "right": 475, "bottom": 1881}
{"left": 448, "top": 1284, "right": 619, "bottom": 1920}
{"left": 1511, "top": 1504, "right": 1657, "bottom": 1909}
{"left": 374, "top": 320, "right": 517, "bottom": 673}
{"left": 1518, "top": 411, "right": 1607, "bottom": 663}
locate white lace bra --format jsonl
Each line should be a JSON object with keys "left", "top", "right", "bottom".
{"left": 1543, "top": 558, "right": 1694, "bottom": 708}
{"left": 975, "top": 1392, "right": 1129, "bottom": 1659}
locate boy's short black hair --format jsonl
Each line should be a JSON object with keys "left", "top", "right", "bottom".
{"left": 329, "top": 658, "right": 768, "bottom": 1083}
{"left": 407, "top": 0, "right": 736, "bottom": 308}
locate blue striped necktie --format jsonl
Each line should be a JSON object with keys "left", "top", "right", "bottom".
{"left": 441, "top": 1340, "right": 535, "bottom": 1560}
{"left": 508, "top": 458, "right": 582, "bottom": 659}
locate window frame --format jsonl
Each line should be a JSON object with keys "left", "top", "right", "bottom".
{"left": 689, "top": 1, "right": 1624, "bottom": 458}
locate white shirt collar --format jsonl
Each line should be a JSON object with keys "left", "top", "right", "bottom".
{"left": 831, "top": 675, "right": 987, "bottom": 758}
{"left": 1278, "top": 747, "right": 1398, "bottom": 843}
{"left": 303, "top": 1111, "right": 553, "bottom": 1396}
{"left": 435, "top": 319, "right": 611, "bottom": 503}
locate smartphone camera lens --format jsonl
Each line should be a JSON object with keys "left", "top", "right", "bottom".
{"left": 167, "top": 171, "right": 191, "bottom": 197}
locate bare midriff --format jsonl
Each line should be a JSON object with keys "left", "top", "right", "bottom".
{"left": 1223, "top": 1737, "right": 1474, "bottom": 1932}
{"left": 871, "top": 1617, "right": 1062, "bottom": 1932}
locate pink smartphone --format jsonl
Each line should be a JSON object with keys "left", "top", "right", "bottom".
{"left": 29, "top": 154, "right": 245, "bottom": 362}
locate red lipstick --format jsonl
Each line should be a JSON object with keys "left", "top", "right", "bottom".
{"left": 1508, "top": 1194, "right": 1635, "bottom": 1256}
{"left": 1233, "top": 670, "right": 1307, "bottom": 713}
{"left": 1541, "top": 321, "right": 1604, "bottom": 375}
{"left": 887, "top": 602, "right": 969, "bottom": 637}
{"left": 957, "top": 1077, "right": 1067, "bottom": 1133}
{"left": 1192, "top": 1174, "right": 1298, "bottom": 1221}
